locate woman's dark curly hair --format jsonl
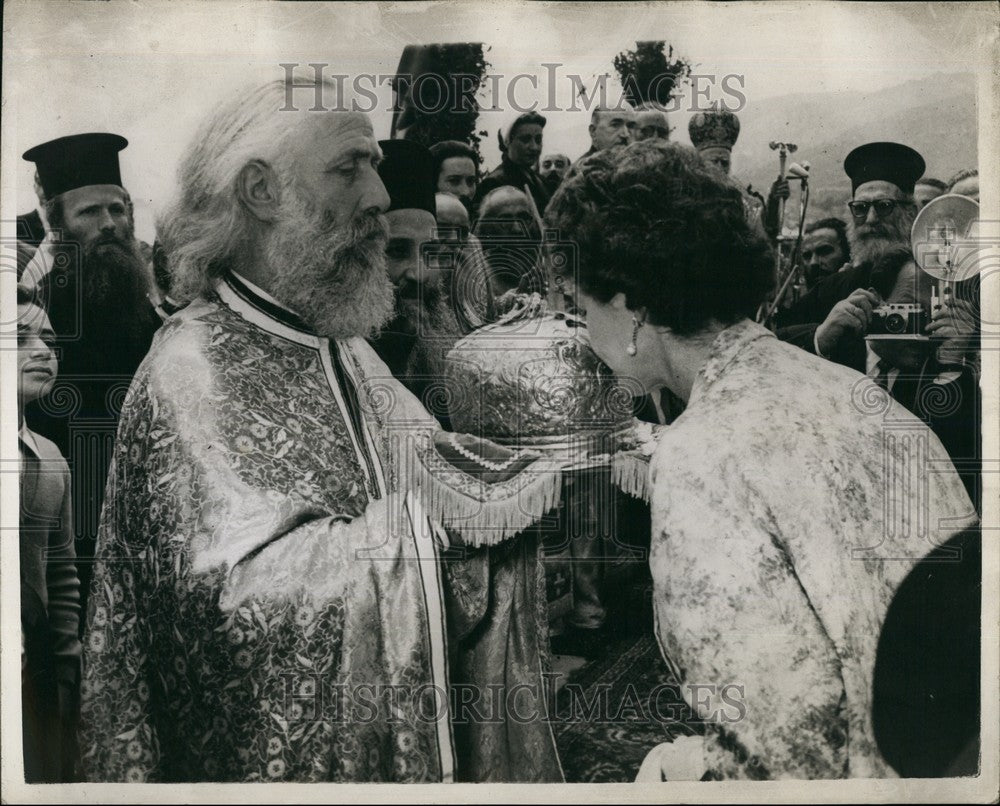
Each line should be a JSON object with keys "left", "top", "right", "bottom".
{"left": 544, "top": 140, "right": 775, "bottom": 336}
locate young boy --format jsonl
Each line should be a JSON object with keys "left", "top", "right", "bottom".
{"left": 16, "top": 283, "right": 81, "bottom": 782}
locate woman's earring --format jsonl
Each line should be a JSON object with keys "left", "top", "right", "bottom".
{"left": 626, "top": 315, "right": 642, "bottom": 356}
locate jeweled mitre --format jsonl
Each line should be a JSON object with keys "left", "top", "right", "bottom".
{"left": 444, "top": 302, "right": 637, "bottom": 466}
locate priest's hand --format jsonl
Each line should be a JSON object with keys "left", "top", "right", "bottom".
{"left": 763, "top": 177, "right": 791, "bottom": 239}
{"left": 815, "top": 288, "right": 880, "bottom": 358}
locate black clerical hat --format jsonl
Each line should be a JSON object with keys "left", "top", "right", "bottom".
{"left": 23, "top": 133, "right": 128, "bottom": 200}
{"left": 844, "top": 142, "right": 925, "bottom": 195}
{"left": 378, "top": 139, "right": 436, "bottom": 216}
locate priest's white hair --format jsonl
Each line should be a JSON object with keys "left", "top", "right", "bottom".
{"left": 158, "top": 78, "right": 337, "bottom": 301}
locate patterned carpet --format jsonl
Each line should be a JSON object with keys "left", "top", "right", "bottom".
{"left": 551, "top": 620, "right": 704, "bottom": 782}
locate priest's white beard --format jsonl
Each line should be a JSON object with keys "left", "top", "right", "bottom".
{"left": 399, "top": 280, "right": 464, "bottom": 380}
{"left": 847, "top": 207, "right": 915, "bottom": 267}
{"left": 267, "top": 188, "right": 395, "bottom": 340}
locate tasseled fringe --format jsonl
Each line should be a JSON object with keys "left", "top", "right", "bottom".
{"left": 411, "top": 460, "right": 564, "bottom": 547}
{"left": 612, "top": 451, "right": 651, "bottom": 502}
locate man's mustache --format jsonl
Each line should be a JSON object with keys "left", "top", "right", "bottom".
{"left": 89, "top": 234, "right": 134, "bottom": 255}
{"left": 350, "top": 212, "right": 389, "bottom": 243}
{"left": 854, "top": 224, "right": 895, "bottom": 239}
{"left": 396, "top": 279, "right": 422, "bottom": 301}
{"left": 395, "top": 278, "right": 442, "bottom": 309}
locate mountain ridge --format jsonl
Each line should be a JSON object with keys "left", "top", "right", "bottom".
{"left": 729, "top": 72, "right": 978, "bottom": 221}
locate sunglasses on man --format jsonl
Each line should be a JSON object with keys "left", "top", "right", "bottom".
{"left": 847, "top": 199, "right": 903, "bottom": 220}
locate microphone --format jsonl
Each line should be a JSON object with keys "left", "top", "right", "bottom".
{"left": 786, "top": 161, "right": 810, "bottom": 181}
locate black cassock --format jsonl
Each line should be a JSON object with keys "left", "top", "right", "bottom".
{"left": 27, "top": 264, "right": 161, "bottom": 620}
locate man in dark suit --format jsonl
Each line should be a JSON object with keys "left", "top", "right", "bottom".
{"left": 15, "top": 284, "right": 82, "bottom": 783}
{"left": 474, "top": 112, "right": 551, "bottom": 217}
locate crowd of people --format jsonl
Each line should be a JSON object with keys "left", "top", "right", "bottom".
{"left": 13, "top": 71, "right": 983, "bottom": 784}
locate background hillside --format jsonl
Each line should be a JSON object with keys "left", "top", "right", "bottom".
{"left": 731, "top": 72, "right": 978, "bottom": 226}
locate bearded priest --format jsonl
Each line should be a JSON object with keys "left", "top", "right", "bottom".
{"left": 77, "top": 77, "right": 566, "bottom": 783}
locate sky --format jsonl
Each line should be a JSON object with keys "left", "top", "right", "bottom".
{"left": 3, "top": 0, "right": 997, "bottom": 241}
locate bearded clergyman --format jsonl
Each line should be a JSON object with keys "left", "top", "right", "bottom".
{"left": 78, "top": 77, "right": 567, "bottom": 782}
{"left": 21, "top": 133, "right": 163, "bottom": 611}
{"left": 775, "top": 141, "right": 926, "bottom": 338}
{"left": 368, "top": 139, "right": 466, "bottom": 423}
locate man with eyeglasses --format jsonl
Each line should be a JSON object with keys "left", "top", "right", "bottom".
{"left": 843, "top": 142, "right": 925, "bottom": 266}
{"left": 777, "top": 142, "right": 980, "bottom": 507}
{"left": 776, "top": 142, "right": 925, "bottom": 336}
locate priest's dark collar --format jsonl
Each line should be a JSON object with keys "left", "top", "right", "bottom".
{"left": 215, "top": 271, "right": 321, "bottom": 346}
{"left": 224, "top": 270, "right": 314, "bottom": 332}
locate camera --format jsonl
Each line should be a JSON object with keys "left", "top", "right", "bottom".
{"left": 867, "top": 303, "right": 929, "bottom": 339}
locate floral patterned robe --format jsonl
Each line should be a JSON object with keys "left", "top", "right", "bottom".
{"left": 79, "top": 274, "right": 463, "bottom": 782}
{"left": 647, "top": 319, "right": 977, "bottom": 779}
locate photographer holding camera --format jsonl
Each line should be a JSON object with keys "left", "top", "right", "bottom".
{"left": 774, "top": 142, "right": 980, "bottom": 507}
{"left": 811, "top": 247, "right": 981, "bottom": 509}
{"left": 778, "top": 142, "right": 925, "bottom": 333}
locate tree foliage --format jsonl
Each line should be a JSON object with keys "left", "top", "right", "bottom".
{"left": 396, "top": 43, "right": 492, "bottom": 163}
{"left": 613, "top": 41, "right": 692, "bottom": 108}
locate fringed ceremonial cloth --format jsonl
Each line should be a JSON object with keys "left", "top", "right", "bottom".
{"left": 78, "top": 274, "right": 561, "bottom": 782}
{"left": 645, "top": 319, "right": 978, "bottom": 779}
{"left": 426, "top": 305, "right": 639, "bottom": 783}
